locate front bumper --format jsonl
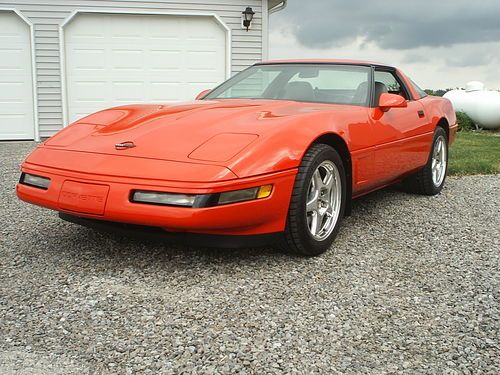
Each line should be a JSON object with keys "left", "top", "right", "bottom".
{"left": 59, "top": 213, "right": 284, "bottom": 248}
{"left": 16, "top": 155, "right": 297, "bottom": 236}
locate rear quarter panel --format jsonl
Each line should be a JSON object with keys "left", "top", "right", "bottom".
{"left": 399, "top": 68, "right": 457, "bottom": 144}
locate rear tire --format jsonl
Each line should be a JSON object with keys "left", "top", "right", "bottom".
{"left": 403, "top": 127, "right": 448, "bottom": 195}
{"left": 283, "top": 144, "right": 346, "bottom": 256}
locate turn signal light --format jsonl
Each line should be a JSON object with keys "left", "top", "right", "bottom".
{"left": 218, "top": 184, "right": 273, "bottom": 205}
{"left": 257, "top": 184, "right": 273, "bottom": 199}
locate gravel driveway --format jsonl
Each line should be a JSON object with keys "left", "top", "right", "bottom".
{"left": 1, "top": 141, "right": 498, "bottom": 374}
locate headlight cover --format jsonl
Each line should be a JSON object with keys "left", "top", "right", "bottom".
{"left": 132, "top": 191, "right": 196, "bottom": 207}
{"left": 20, "top": 173, "right": 51, "bottom": 190}
{"left": 131, "top": 184, "right": 273, "bottom": 208}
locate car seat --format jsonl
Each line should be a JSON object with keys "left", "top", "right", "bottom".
{"left": 282, "top": 81, "right": 315, "bottom": 101}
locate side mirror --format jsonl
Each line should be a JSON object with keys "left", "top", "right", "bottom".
{"left": 379, "top": 93, "right": 407, "bottom": 111}
{"left": 195, "top": 89, "right": 211, "bottom": 100}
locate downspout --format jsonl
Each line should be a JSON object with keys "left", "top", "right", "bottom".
{"left": 264, "top": 0, "right": 287, "bottom": 60}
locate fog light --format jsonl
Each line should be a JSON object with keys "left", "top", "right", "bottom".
{"left": 218, "top": 184, "right": 273, "bottom": 205}
{"left": 132, "top": 191, "right": 196, "bottom": 207}
{"left": 20, "top": 173, "right": 51, "bottom": 190}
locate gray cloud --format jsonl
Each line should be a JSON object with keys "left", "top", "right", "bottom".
{"left": 401, "top": 53, "right": 430, "bottom": 64}
{"left": 273, "top": 1, "right": 500, "bottom": 51}
{"left": 446, "top": 48, "right": 500, "bottom": 67}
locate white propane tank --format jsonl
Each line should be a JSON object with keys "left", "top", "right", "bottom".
{"left": 465, "top": 81, "right": 485, "bottom": 92}
{"left": 443, "top": 81, "right": 500, "bottom": 129}
{"left": 443, "top": 89, "right": 469, "bottom": 112}
{"left": 469, "top": 90, "right": 500, "bottom": 129}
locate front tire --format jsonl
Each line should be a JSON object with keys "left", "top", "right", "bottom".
{"left": 403, "top": 126, "right": 448, "bottom": 195}
{"left": 283, "top": 144, "right": 346, "bottom": 256}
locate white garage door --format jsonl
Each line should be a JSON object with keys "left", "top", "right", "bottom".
{"left": 0, "top": 11, "right": 35, "bottom": 140}
{"left": 64, "top": 13, "right": 228, "bottom": 123}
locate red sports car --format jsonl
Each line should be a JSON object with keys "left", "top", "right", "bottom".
{"left": 17, "top": 60, "right": 457, "bottom": 255}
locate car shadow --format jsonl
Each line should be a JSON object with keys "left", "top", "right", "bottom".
{"left": 17, "top": 183, "right": 419, "bottom": 278}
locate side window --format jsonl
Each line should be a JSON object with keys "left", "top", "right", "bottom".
{"left": 410, "top": 79, "right": 428, "bottom": 99}
{"left": 374, "top": 71, "right": 410, "bottom": 100}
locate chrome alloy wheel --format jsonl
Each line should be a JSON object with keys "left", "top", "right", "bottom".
{"left": 431, "top": 135, "right": 447, "bottom": 187}
{"left": 306, "top": 160, "right": 342, "bottom": 241}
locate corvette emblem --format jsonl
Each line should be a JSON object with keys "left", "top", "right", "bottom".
{"left": 115, "top": 141, "right": 136, "bottom": 150}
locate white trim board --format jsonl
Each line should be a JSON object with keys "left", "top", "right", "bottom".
{"left": 261, "top": 0, "right": 269, "bottom": 61}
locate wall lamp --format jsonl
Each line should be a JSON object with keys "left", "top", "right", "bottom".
{"left": 242, "top": 7, "right": 255, "bottom": 31}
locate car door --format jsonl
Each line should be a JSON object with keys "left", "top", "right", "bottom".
{"left": 369, "top": 69, "right": 432, "bottom": 183}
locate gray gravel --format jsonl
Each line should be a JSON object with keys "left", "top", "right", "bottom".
{"left": 1, "top": 141, "right": 499, "bottom": 374}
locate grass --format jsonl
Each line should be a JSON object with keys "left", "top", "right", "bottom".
{"left": 448, "top": 131, "right": 500, "bottom": 175}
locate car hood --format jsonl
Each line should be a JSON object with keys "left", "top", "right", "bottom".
{"left": 42, "top": 99, "right": 352, "bottom": 176}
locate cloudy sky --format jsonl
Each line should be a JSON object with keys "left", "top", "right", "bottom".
{"left": 269, "top": 0, "right": 500, "bottom": 90}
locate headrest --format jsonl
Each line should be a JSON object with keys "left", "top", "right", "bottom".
{"left": 283, "top": 81, "right": 314, "bottom": 101}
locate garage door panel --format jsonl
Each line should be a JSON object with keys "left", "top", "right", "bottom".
{"left": 112, "top": 81, "right": 145, "bottom": 99}
{"left": 150, "top": 51, "right": 182, "bottom": 70}
{"left": 149, "top": 82, "right": 183, "bottom": 101}
{"left": 1, "top": 103, "right": 31, "bottom": 114}
{"left": 148, "top": 18, "right": 182, "bottom": 34}
{"left": 67, "top": 49, "right": 106, "bottom": 72}
{"left": 0, "top": 82, "right": 29, "bottom": 98}
{"left": 70, "top": 81, "right": 107, "bottom": 99}
{"left": 0, "top": 49, "right": 24, "bottom": 64}
{"left": 185, "top": 70, "right": 218, "bottom": 78}
{"left": 0, "top": 12, "right": 35, "bottom": 140}
{"left": 155, "top": 76, "right": 189, "bottom": 84}
{"left": 187, "top": 52, "right": 219, "bottom": 70}
{"left": 110, "top": 34, "right": 143, "bottom": 41}
{"left": 0, "top": 113, "right": 25, "bottom": 119}
{"left": 109, "top": 49, "right": 144, "bottom": 69}
{"left": 65, "top": 13, "right": 227, "bottom": 123}
{"left": 149, "top": 35, "right": 179, "bottom": 42}
{"left": 69, "top": 32, "right": 104, "bottom": 42}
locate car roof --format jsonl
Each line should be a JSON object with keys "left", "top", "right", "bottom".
{"left": 257, "top": 59, "right": 396, "bottom": 69}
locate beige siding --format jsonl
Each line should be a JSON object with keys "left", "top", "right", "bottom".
{"left": 1, "top": 0, "right": 265, "bottom": 138}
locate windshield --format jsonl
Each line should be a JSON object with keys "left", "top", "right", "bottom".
{"left": 205, "top": 64, "right": 371, "bottom": 106}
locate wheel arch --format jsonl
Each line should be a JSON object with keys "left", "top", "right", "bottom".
{"left": 310, "top": 133, "right": 353, "bottom": 216}
{"left": 436, "top": 117, "right": 450, "bottom": 140}
{"left": 425, "top": 95, "right": 456, "bottom": 142}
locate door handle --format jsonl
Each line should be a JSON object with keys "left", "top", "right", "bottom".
{"left": 417, "top": 110, "right": 425, "bottom": 118}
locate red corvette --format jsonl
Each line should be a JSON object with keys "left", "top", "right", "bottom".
{"left": 17, "top": 60, "right": 457, "bottom": 255}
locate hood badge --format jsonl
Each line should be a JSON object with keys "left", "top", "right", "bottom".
{"left": 115, "top": 141, "right": 136, "bottom": 150}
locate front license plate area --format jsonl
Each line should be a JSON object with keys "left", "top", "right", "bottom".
{"left": 58, "top": 181, "right": 109, "bottom": 215}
